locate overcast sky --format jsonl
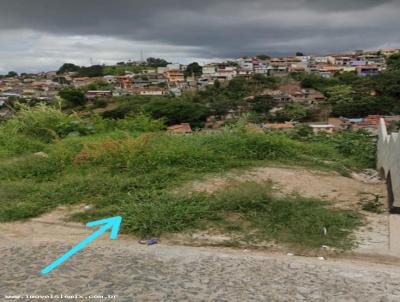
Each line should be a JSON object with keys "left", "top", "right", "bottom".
{"left": 0, "top": 0, "right": 399, "bottom": 73}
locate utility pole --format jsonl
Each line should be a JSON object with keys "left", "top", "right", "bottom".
{"left": 140, "top": 50, "right": 144, "bottom": 62}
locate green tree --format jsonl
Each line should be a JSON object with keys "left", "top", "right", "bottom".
{"left": 332, "top": 96, "right": 395, "bottom": 117}
{"left": 77, "top": 65, "right": 104, "bottom": 77}
{"left": 274, "top": 104, "right": 312, "bottom": 122}
{"left": 252, "top": 74, "right": 280, "bottom": 88}
{"left": 184, "top": 62, "right": 202, "bottom": 77}
{"left": 227, "top": 77, "right": 252, "bottom": 98}
{"left": 325, "top": 85, "right": 354, "bottom": 105}
{"left": 300, "top": 74, "right": 337, "bottom": 91}
{"left": 374, "top": 71, "right": 400, "bottom": 99}
{"left": 59, "top": 88, "right": 86, "bottom": 107}
{"left": 57, "top": 63, "right": 81, "bottom": 75}
{"left": 256, "top": 54, "right": 271, "bottom": 60}
{"left": 293, "top": 124, "right": 313, "bottom": 138}
{"left": 143, "top": 99, "right": 210, "bottom": 127}
{"left": 6, "top": 71, "right": 18, "bottom": 77}
{"left": 250, "top": 95, "right": 277, "bottom": 114}
{"left": 335, "top": 72, "right": 359, "bottom": 85}
{"left": 146, "top": 57, "right": 169, "bottom": 68}
{"left": 387, "top": 53, "right": 400, "bottom": 71}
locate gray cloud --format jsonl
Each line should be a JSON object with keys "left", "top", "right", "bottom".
{"left": 0, "top": 0, "right": 399, "bottom": 72}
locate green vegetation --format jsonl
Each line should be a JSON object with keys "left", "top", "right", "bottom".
{"left": 145, "top": 57, "right": 169, "bottom": 68}
{"left": 102, "top": 74, "right": 282, "bottom": 125}
{"left": 6, "top": 71, "right": 18, "bottom": 77}
{"left": 297, "top": 69, "right": 400, "bottom": 117}
{"left": 59, "top": 87, "right": 86, "bottom": 107}
{"left": 103, "top": 64, "right": 147, "bottom": 76}
{"left": 102, "top": 96, "right": 211, "bottom": 127}
{"left": 359, "top": 193, "right": 384, "bottom": 214}
{"left": 56, "top": 57, "right": 168, "bottom": 77}
{"left": 289, "top": 126, "right": 377, "bottom": 169}
{"left": 0, "top": 104, "right": 373, "bottom": 249}
{"left": 208, "top": 183, "right": 361, "bottom": 249}
{"left": 274, "top": 103, "right": 314, "bottom": 123}
{"left": 387, "top": 53, "right": 400, "bottom": 71}
{"left": 119, "top": 182, "right": 362, "bottom": 249}
{"left": 256, "top": 54, "right": 271, "bottom": 60}
{"left": 57, "top": 63, "right": 81, "bottom": 74}
{"left": 184, "top": 62, "right": 202, "bottom": 77}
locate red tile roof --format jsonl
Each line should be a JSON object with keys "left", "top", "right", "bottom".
{"left": 167, "top": 123, "right": 192, "bottom": 133}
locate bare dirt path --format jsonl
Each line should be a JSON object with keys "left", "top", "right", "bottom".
{"left": 185, "top": 166, "right": 395, "bottom": 255}
{"left": 188, "top": 166, "right": 386, "bottom": 208}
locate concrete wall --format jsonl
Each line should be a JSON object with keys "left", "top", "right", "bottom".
{"left": 377, "top": 118, "right": 400, "bottom": 209}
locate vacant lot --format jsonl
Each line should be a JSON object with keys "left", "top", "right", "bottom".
{"left": 0, "top": 104, "right": 377, "bottom": 250}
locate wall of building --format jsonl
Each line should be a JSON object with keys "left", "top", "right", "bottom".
{"left": 377, "top": 118, "right": 400, "bottom": 210}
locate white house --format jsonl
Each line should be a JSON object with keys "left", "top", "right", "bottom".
{"left": 166, "top": 63, "right": 181, "bottom": 71}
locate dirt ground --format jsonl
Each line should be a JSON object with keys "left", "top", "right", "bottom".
{"left": 0, "top": 165, "right": 393, "bottom": 257}
{"left": 188, "top": 166, "right": 387, "bottom": 208}
{"left": 179, "top": 165, "right": 394, "bottom": 257}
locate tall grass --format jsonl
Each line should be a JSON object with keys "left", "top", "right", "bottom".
{"left": 0, "top": 104, "right": 372, "bottom": 249}
{"left": 0, "top": 103, "right": 164, "bottom": 158}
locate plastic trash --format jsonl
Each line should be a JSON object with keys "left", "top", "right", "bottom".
{"left": 138, "top": 239, "right": 158, "bottom": 245}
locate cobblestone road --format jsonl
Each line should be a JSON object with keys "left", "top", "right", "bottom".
{"left": 1, "top": 241, "right": 400, "bottom": 302}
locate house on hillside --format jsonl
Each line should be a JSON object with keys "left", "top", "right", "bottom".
{"left": 332, "top": 56, "right": 353, "bottom": 66}
{"left": 167, "top": 123, "right": 192, "bottom": 133}
{"left": 85, "top": 90, "right": 113, "bottom": 99}
{"left": 313, "top": 66, "right": 343, "bottom": 78}
{"left": 72, "top": 77, "right": 98, "bottom": 88}
{"left": 380, "top": 48, "right": 400, "bottom": 56}
{"left": 214, "top": 66, "right": 237, "bottom": 81}
{"left": 352, "top": 115, "right": 386, "bottom": 133}
{"left": 308, "top": 123, "right": 336, "bottom": 133}
{"left": 237, "top": 58, "right": 253, "bottom": 71}
{"left": 164, "top": 70, "right": 185, "bottom": 82}
{"left": 202, "top": 65, "right": 217, "bottom": 76}
{"left": 356, "top": 65, "right": 380, "bottom": 76}
{"left": 267, "top": 65, "right": 289, "bottom": 77}
{"left": 132, "top": 87, "right": 167, "bottom": 96}
{"left": 165, "top": 63, "right": 181, "bottom": 71}
{"left": 264, "top": 123, "right": 295, "bottom": 131}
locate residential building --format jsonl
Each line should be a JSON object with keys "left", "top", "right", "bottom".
{"left": 356, "top": 65, "right": 380, "bottom": 76}
{"left": 164, "top": 70, "right": 185, "bottom": 82}
{"left": 166, "top": 63, "right": 181, "bottom": 70}
{"left": 86, "top": 90, "right": 113, "bottom": 99}
{"left": 133, "top": 87, "right": 167, "bottom": 96}
{"left": 308, "top": 123, "right": 336, "bottom": 133}
{"left": 167, "top": 123, "right": 192, "bottom": 133}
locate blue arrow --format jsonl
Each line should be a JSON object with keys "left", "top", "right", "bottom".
{"left": 41, "top": 216, "right": 122, "bottom": 275}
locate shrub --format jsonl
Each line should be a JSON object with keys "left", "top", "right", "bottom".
{"left": 359, "top": 193, "right": 384, "bottom": 214}
{"left": 117, "top": 182, "right": 363, "bottom": 249}
{"left": 1, "top": 103, "right": 95, "bottom": 143}
{"left": 93, "top": 98, "right": 108, "bottom": 108}
{"left": 59, "top": 87, "right": 86, "bottom": 106}
{"left": 210, "top": 182, "right": 363, "bottom": 249}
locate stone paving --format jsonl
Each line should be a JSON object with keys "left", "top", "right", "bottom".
{"left": 1, "top": 241, "right": 400, "bottom": 302}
